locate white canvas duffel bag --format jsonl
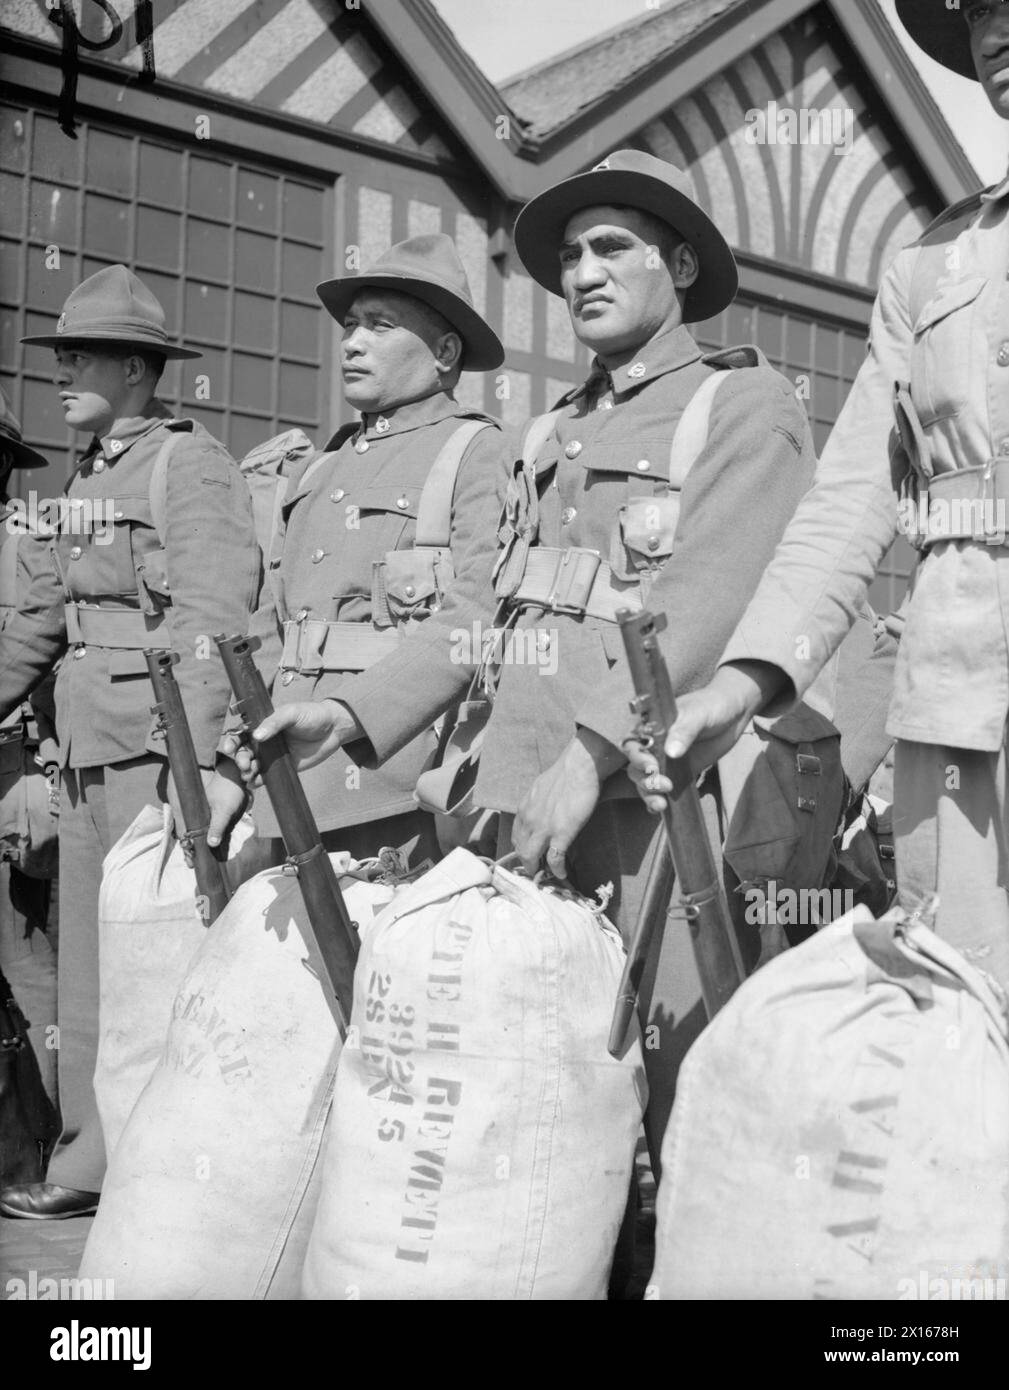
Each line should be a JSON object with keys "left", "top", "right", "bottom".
{"left": 650, "top": 905, "right": 1009, "bottom": 1300}
{"left": 302, "top": 848, "right": 647, "bottom": 1301}
{"left": 93, "top": 804, "right": 255, "bottom": 1156}
{"left": 80, "top": 852, "right": 394, "bottom": 1300}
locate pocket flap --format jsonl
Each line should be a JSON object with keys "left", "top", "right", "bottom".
{"left": 108, "top": 650, "right": 151, "bottom": 678}
{"left": 358, "top": 484, "right": 419, "bottom": 518}
{"left": 384, "top": 570, "right": 438, "bottom": 606}
{"left": 109, "top": 494, "right": 154, "bottom": 526}
{"left": 618, "top": 495, "right": 680, "bottom": 562}
{"left": 581, "top": 441, "right": 673, "bottom": 479}
{"left": 754, "top": 703, "right": 839, "bottom": 745}
{"left": 137, "top": 547, "right": 171, "bottom": 598}
{"left": 913, "top": 275, "right": 986, "bottom": 335}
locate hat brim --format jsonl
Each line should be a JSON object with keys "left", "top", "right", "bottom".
{"left": 0, "top": 436, "right": 49, "bottom": 470}
{"left": 895, "top": 2, "right": 976, "bottom": 80}
{"left": 514, "top": 168, "right": 739, "bottom": 323}
{"left": 316, "top": 274, "right": 504, "bottom": 372}
{"left": 19, "top": 331, "right": 201, "bottom": 360}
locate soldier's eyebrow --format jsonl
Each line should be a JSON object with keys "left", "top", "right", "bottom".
{"left": 559, "top": 228, "right": 636, "bottom": 255}
{"left": 353, "top": 304, "right": 401, "bottom": 325}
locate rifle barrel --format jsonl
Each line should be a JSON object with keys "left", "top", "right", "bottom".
{"left": 608, "top": 609, "right": 745, "bottom": 1056}
{"left": 214, "top": 633, "right": 358, "bottom": 1034}
{"left": 145, "top": 648, "right": 231, "bottom": 924}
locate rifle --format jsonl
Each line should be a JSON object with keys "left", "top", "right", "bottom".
{"left": 608, "top": 608, "right": 746, "bottom": 1056}
{"left": 214, "top": 633, "right": 358, "bottom": 1036}
{"left": 145, "top": 649, "right": 231, "bottom": 925}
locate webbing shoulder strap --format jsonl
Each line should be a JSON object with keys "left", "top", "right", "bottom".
{"left": 520, "top": 410, "right": 563, "bottom": 470}
{"left": 415, "top": 420, "right": 496, "bottom": 549}
{"left": 666, "top": 370, "right": 729, "bottom": 488}
{"left": 148, "top": 432, "right": 182, "bottom": 544}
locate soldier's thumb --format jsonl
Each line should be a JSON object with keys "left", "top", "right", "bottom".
{"left": 206, "top": 794, "right": 233, "bottom": 848}
{"left": 665, "top": 702, "right": 708, "bottom": 760}
{"left": 252, "top": 710, "right": 286, "bottom": 742}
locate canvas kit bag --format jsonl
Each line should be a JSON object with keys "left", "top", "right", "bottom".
{"left": 650, "top": 905, "right": 1009, "bottom": 1299}
{"left": 92, "top": 803, "right": 255, "bottom": 1156}
{"left": 80, "top": 852, "right": 396, "bottom": 1300}
{"left": 302, "top": 848, "right": 647, "bottom": 1301}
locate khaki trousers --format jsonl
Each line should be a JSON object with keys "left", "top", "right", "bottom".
{"left": 893, "top": 738, "right": 1009, "bottom": 992}
{"left": 47, "top": 756, "right": 166, "bottom": 1193}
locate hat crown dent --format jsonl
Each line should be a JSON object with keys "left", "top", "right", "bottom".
{"left": 57, "top": 264, "right": 169, "bottom": 342}
{"left": 356, "top": 232, "right": 478, "bottom": 309}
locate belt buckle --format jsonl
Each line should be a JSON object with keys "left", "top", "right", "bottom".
{"left": 545, "top": 547, "right": 601, "bottom": 615}
{"left": 295, "top": 617, "right": 328, "bottom": 676}
{"left": 977, "top": 458, "right": 1007, "bottom": 545}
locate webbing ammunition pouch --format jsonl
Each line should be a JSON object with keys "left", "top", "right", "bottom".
{"left": 419, "top": 369, "right": 731, "bottom": 822}
{"left": 278, "top": 418, "right": 496, "bottom": 678}
{"left": 893, "top": 381, "right": 1009, "bottom": 548}
{"left": 493, "top": 370, "right": 728, "bottom": 618}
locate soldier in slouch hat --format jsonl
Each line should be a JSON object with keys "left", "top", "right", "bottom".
{"left": 0, "top": 266, "right": 260, "bottom": 1219}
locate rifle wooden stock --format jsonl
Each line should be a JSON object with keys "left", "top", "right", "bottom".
{"left": 145, "top": 649, "right": 231, "bottom": 925}
{"left": 214, "top": 633, "right": 358, "bottom": 1035}
{"left": 608, "top": 609, "right": 746, "bottom": 1057}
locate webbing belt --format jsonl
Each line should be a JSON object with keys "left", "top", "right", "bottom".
{"left": 916, "top": 459, "right": 1009, "bottom": 546}
{"left": 509, "top": 546, "right": 642, "bottom": 621}
{"left": 63, "top": 601, "right": 166, "bottom": 649}
{"left": 280, "top": 618, "right": 401, "bottom": 674}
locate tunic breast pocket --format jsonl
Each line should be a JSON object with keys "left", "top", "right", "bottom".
{"left": 612, "top": 493, "right": 680, "bottom": 582}
{"left": 356, "top": 483, "right": 418, "bottom": 553}
{"left": 909, "top": 274, "right": 987, "bottom": 427}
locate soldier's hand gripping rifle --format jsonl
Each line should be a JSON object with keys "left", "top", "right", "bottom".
{"left": 608, "top": 609, "right": 746, "bottom": 1056}
{"left": 215, "top": 633, "right": 358, "bottom": 1037}
{"left": 146, "top": 649, "right": 231, "bottom": 925}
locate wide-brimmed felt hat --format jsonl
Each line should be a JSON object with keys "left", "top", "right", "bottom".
{"left": 895, "top": 0, "right": 976, "bottom": 81}
{"left": 0, "top": 388, "right": 48, "bottom": 470}
{"left": 513, "top": 148, "right": 739, "bottom": 323}
{"left": 316, "top": 233, "right": 504, "bottom": 372}
{"left": 21, "top": 264, "right": 201, "bottom": 359}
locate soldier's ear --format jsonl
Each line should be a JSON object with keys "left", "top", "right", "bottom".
{"left": 435, "top": 331, "right": 463, "bottom": 377}
{"left": 671, "top": 241, "right": 700, "bottom": 291}
{"left": 123, "top": 353, "right": 149, "bottom": 386}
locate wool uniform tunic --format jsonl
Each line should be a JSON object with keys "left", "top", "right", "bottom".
{"left": 238, "top": 391, "right": 507, "bottom": 845}
{"left": 0, "top": 403, "right": 260, "bottom": 1191}
{"left": 350, "top": 325, "right": 821, "bottom": 809}
{"left": 339, "top": 322, "right": 831, "bottom": 1160}
{"left": 720, "top": 166, "right": 1009, "bottom": 984}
